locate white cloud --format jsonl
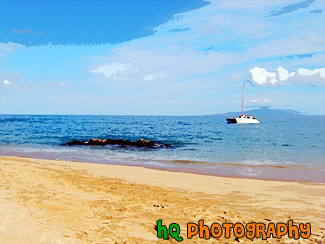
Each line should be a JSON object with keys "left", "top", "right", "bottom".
{"left": 3, "top": 79, "right": 10, "bottom": 85}
{"left": 248, "top": 67, "right": 277, "bottom": 85}
{"left": 276, "top": 67, "right": 295, "bottom": 81}
{"left": 1, "top": 78, "right": 67, "bottom": 91}
{"left": 59, "top": 82, "right": 66, "bottom": 88}
{"left": 0, "top": 42, "right": 25, "bottom": 60}
{"left": 249, "top": 98, "right": 271, "bottom": 104}
{"left": 0, "top": 42, "right": 24, "bottom": 51}
{"left": 247, "top": 66, "right": 325, "bottom": 86}
{"left": 2, "top": 0, "right": 324, "bottom": 115}
{"left": 91, "top": 62, "right": 138, "bottom": 80}
{"left": 141, "top": 72, "right": 165, "bottom": 81}
{"left": 263, "top": 98, "right": 271, "bottom": 103}
{"left": 297, "top": 68, "right": 325, "bottom": 78}
{"left": 85, "top": 0, "right": 324, "bottom": 90}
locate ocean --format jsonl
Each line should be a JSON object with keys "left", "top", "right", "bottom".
{"left": 1, "top": 114, "right": 324, "bottom": 182}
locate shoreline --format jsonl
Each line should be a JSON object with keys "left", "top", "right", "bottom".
{"left": 1, "top": 156, "right": 325, "bottom": 243}
{"left": 1, "top": 148, "right": 324, "bottom": 183}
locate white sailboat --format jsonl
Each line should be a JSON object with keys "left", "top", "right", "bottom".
{"left": 226, "top": 82, "right": 260, "bottom": 124}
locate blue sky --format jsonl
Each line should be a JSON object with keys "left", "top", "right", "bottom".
{"left": 1, "top": 0, "right": 324, "bottom": 115}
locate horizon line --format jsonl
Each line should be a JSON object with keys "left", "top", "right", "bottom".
{"left": 1, "top": 109, "right": 324, "bottom": 117}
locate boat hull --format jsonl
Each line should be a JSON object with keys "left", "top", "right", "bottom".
{"left": 226, "top": 118, "right": 237, "bottom": 123}
{"left": 226, "top": 116, "right": 260, "bottom": 124}
{"left": 236, "top": 118, "right": 260, "bottom": 124}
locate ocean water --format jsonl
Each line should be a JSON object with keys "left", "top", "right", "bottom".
{"left": 1, "top": 114, "right": 324, "bottom": 182}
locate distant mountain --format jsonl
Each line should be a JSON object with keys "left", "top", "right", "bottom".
{"left": 214, "top": 108, "right": 323, "bottom": 118}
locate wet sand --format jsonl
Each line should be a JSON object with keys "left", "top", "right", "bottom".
{"left": 0, "top": 156, "right": 324, "bottom": 243}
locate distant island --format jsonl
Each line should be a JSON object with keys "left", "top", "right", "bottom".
{"left": 211, "top": 107, "right": 324, "bottom": 118}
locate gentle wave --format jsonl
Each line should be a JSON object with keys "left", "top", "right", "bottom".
{"left": 169, "top": 159, "right": 314, "bottom": 170}
{"left": 1, "top": 114, "right": 324, "bottom": 182}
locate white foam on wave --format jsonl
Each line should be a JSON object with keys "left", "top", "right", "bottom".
{"left": 237, "top": 167, "right": 262, "bottom": 177}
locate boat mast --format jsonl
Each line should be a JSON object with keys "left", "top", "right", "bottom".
{"left": 242, "top": 81, "right": 245, "bottom": 115}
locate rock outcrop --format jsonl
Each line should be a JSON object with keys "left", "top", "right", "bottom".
{"left": 66, "top": 138, "right": 166, "bottom": 147}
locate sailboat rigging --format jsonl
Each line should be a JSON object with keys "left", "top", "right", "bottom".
{"left": 226, "top": 82, "right": 260, "bottom": 124}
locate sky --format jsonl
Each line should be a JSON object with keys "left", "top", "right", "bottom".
{"left": 0, "top": 0, "right": 324, "bottom": 115}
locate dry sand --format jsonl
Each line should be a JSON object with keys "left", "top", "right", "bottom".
{"left": 0, "top": 156, "right": 324, "bottom": 243}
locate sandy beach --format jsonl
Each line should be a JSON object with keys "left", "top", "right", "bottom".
{"left": 0, "top": 156, "right": 324, "bottom": 243}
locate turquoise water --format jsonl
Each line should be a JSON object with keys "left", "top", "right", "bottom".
{"left": 1, "top": 114, "right": 324, "bottom": 182}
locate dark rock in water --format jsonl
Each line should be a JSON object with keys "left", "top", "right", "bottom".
{"left": 66, "top": 140, "right": 85, "bottom": 146}
{"left": 65, "top": 138, "right": 164, "bottom": 148}
{"left": 87, "top": 138, "right": 108, "bottom": 145}
{"left": 135, "top": 139, "right": 155, "bottom": 147}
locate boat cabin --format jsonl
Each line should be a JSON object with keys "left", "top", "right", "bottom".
{"left": 237, "top": 115, "right": 257, "bottom": 120}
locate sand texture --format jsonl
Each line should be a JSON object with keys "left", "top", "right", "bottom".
{"left": 0, "top": 156, "right": 324, "bottom": 243}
